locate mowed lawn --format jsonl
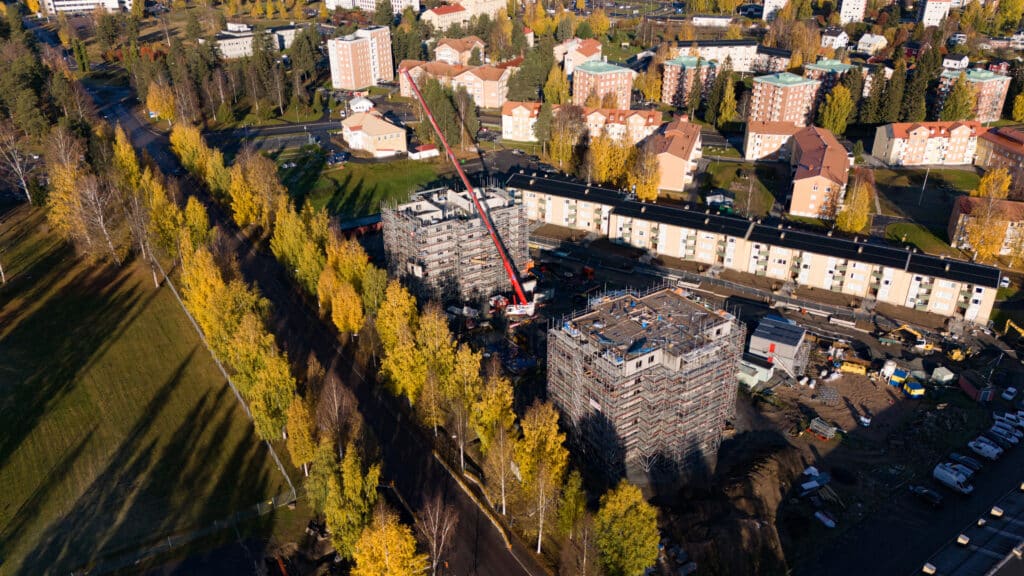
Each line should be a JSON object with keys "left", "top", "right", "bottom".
{"left": 0, "top": 205, "right": 290, "bottom": 574}
{"left": 304, "top": 159, "right": 441, "bottom": 218}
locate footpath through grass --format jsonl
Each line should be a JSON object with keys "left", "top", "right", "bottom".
{"left": 0, "top": 205, "right": 289, "bottom": 574}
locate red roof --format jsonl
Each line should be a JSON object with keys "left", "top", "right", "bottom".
{"left": 573, "top": 38, "right": 602, "bottom": 57}
{"left": 501, "top": 101, "right": 542, "bottom": 117}
{"left": 887, "top": 120, "right": 984, "bottom": 139}
{"left": 429, "top": 3, "right": 466, "bottom": 15}
{"left": 955, "top": 195, "right": 1024, "bottom": 221}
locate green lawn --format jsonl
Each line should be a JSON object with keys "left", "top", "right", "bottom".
{"left": 0, "top": 206, "right": 290, "bottom": 574}
{"left": 873, "top": 167, "right": 980, "bottom": 238}
{"left": 885, "top": 222, "right": 960, "bottom": 257}
{"left": 302, "top": 159, "right": 442, "bottom": 218}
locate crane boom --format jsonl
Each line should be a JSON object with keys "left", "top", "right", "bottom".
{"left": 400, "top": 68, "right": 528, "bottom": 306}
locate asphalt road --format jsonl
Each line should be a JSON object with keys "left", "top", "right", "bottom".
{"left": 46, "top": 37, "right": 549, "bottom": 576}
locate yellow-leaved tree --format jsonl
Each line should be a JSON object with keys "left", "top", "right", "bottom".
{"left": 271, "top": 196, "right": 329, "bottom": 295}
{"left": 445, "top": 343, "right": 483, "bottom": 471}
{"left": 146, "top": 80, "right": 177, "bottom": 122}
{"left": 325, "top": 441, "right": 381, "bottom": 560}
{"left": 515, "top": 400, "right": 569, "bottom": 554}
{"left": 627, "top": 145, "right": 661, "bottom": 202}
{"left": 595, "top": 481, "right": 660, "bottom": 576}
{"left": 286, "top": 396, "right": 316, "bottom": 476}
{"left": 352, "top": 505, "right": 427, "bottom": 576}
{"left": 473, "top": 370, "right": 517, "bottom": 515}
{"left": 961, "top": 168, "right": 1012, "bottom": 261}
{"left": 375, "top": 279, "right": 419, "bottom": 355}
{"left": 228, "top": 149, "right": 285, "bottom": 230}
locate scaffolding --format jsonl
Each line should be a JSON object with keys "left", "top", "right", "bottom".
{"left": 382, "top": 186, "right": 528, "bottom": 303}
{"left": 547, "top": 287, "right": 745, "bottom": 482}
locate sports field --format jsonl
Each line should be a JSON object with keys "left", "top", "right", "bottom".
{"left": 0, "top": 205, "right": 290, "bottom": 574}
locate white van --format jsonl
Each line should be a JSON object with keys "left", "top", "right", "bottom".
{"left": 933, "top": 463, "right": 974, "bottom": 495}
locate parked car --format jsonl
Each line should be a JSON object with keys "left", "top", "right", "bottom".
{"left": 909, "top": 484, "right": 945, "bottom": 508}
{"left": 976, "top": 435, "right": 1006, "bottom": 454}
{"left": 1003, "top": 387, "right": 1019, "bottom": 401}
{"left": 933, "top": 463, "right": 974, "bottom": 495}
{"left": 992, "top": 421, "right": 1023, "bottom": 440}
{"left": 946, "top": 462, "right": 976, "bottom": 480}
{"left": 949, "top": 452, "right": 983, "bottom": 471}
{"left": 985, "top": 429, "right": 1017, "bottom": 449}
{"left": 996, "top": 413, "right": 1022, "bottom": 429}
{"left": 969, "top": 439, "right": 1001, "bottom": 460}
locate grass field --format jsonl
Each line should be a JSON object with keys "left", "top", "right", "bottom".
{"left": 302, "top": 159, "right": 442, "bottom": 218}
{"left": 0, "top": 205, "right": 290, "bottom": 574}
{"left": 885, "top": 222, "right": 959, "bottom": 257}
{"left": 874, "top": 168, "right": 980, "bottom": 240}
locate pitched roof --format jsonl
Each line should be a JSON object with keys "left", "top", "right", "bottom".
{"left": 411, "top": 60, "right": 469, "bottom": 79}
{"left": 436, "top": 35, "right": 484, "bottom": 53}
{"left": 885, "top": 120, "right": 985, "bottom": 139}
{"left": 648, "top": 119, "right": 701, "bottom": 161}
{"left": 955, "top": 195, "right": 1024, "bottom": 221}
{"left": 554, "top": 106, "right": 661, "bottom": 127}
{"left": 979, "top": 126, "right": 1024, "bottom": 154}
{"left": 462, "top": 65, "right": 508, "bottom": 82}
{"left": 746, "top": 120, "right": 800, "bottom": 136}
{"left": 822, "top": 26, "right": 846, "bottom": 37}
{"left": 501, "top": 101, "right": 542, "bottom": 116}
{"left": 495, "top": 56, "right": 524, "bottom": 69}
{"left": 792, "top": 126, "right": 849, "bottom": 186}
{"left": 573, "top": 38, "right": 602, "bottom": 57}
{"left": 427, "top": 3, "right": 467, "bottom": 15}
{"left": 342, "top": 111, "right": 404, "bottom": 136}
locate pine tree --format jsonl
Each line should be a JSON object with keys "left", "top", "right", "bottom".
{"left": 686, "top": 63, "right": 703, "bottom": 116}
{"left": 840, "top": 68, "right": 863, "bottom": 125}
{"left": 716, "top": 73, "right": 737, "bottom": 128}
{"left": 940, "top": 71, "right": 977, "bottom": 121}
{"left": 882, "top": 60, "right": 906, "bottom": 123}
{"left": 861, "top": 70, "right": 885, "bottom": 124}
{"left": 901, "top": 70, "right": 928, "bottom": 122}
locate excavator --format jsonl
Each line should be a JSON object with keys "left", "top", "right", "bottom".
{"left": 1004, "top": 319, "right": 1024, "bottom": 338}
{"left": 946, "top": 344, "right": 975, "bottom": 363}
{"left": 888, "top": 324, "right": 937, "bottom": 353}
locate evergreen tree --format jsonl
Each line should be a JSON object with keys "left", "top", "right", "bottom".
{"left": 373, "top": 0, "right": 394, "bottom": 25}
{"left": 861, "top": 70, "right": 885, "bottom": 124}
{"left": 840, "top": 68, "right": 863, "bottom": 125}
{"left": 881, "top": 60, "right": 906, "bottom": 123}
{"left": 686, "top": 60, "right": 703, "bottom": 116}
{"left": 940, "top": 71, "right": 977, "bottom": 121}
{"left": 705, "top": 57, "right": 732, "bottom": 126}
{"left": 716, "top": 73, "right": 737, "bottom": 128}
{"left": 534, "top": 101, "right": 553, "bottom": 143}
{"left": 901, "top": 70, "right": 928, "bottom": 122}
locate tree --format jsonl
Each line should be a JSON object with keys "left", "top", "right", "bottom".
{"left": 550, "top": 104, "right": 585, "bottom": 169}
{"left": 112, "top": 124, "right": 142, "bottom": 192}
{"left": 473, "top": 370, "right": 516, "bottom": 514}
{"left": 600, "top": 91, "right": 617, "bottom": 109}
{"left": 560, "top": 514, "right": 602, "bottom": 576}
{"left": 147, "top": 80, "right": 176, "bottom": 122}
{"left": 558, "top": 470, "right": 586, "bottom": 540}
{"left": 584, "top": 88, "right": 601, "bottom": 108}
{"left": 817, "top": 84, "right": 854, "bottom": 135}
{"left": 272, "top": 198, "right": 329, "bottom": 295}
{"left": 373, "top": 0, "right": 394, "bottom": 24}
{"left": 382, "top": 326, "right": 428, "bottom": 403}
{"left": 882, "top": 60, "right": 906, "bottom": 123}
{"left": 841, "top": 67, "right": 863, "bottom": 126}
{"left": 228, "top": 149, "right": 285, "bottom": 230}
{"left": 376, "top": 279, "right": 418, "bottom": 354}
{"left": 543, "top": 63, "right": 570, "bottom": 104}
{"left": 326, "top": 442, "right": 382, "bottom": 560}
{"left": 534, "top": 101, "right": 553, "bottom": 143}
{"left": 940, "top": 71, "right": 977, "bottom": 121}
{"left": 686, "top": 62, "right": 703, "bottom": 116}
{"left": 627, "top": 144, "right": 660, "bottom": 202}
{"left": 418, "top": 494, "right": 459, "bottom": 576}
{"left": 835, "top": 177, "right": 872, "bottom": 232}
{"left": 861, "top": 70, "right": 885, "bottom": 124}
{"left": 595, "top": 481, "right": 660, "bottom": 576}
{"left": 716, "top": 73, "right": 737, "bottom": 128}
{"left": 353, "top": 505, "right": 427, "bottom": 576}
{"left": 0, "top": 120, "right": 34, "bottom": 204}
{"left": 446, "top": 343, "right": 483, "bottom": 471}
{"left": 183, "top": 196, "right": 210, "bottom": 249}
{"left": 997, "top": 0, "right": 1024, "bottom": 33}
{"left": 901, "top": 71, "right": 928, "bottom": 123}
{"left": 588, "top": 8, "right": 609, "bottom": 37}
{"left": 328, "top": 277, "right": 365, "bottom": 334}
{"left": 1013, "top": 93, "right": 1024, "bottom": 122}
{"left": 515, "top": 400, "right": 569, "bottom": 554}
{"left": 961, "top": 194, "right": 1008, "bottom": 261}
{"left": 973, "top": 167, "right": 1012, "bottom": 199}
{"left": 286, "top": 396, "right": 316, "bottom": 476}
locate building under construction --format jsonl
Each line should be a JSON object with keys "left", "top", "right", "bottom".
{"left": 382, "top": 186, "right": 528, "bottom": 303}
{"left": 547, "top": 286, "right": 744, "bottom": 483}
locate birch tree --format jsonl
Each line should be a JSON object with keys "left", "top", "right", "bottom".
{"left": 474, "top": 371, "right": 517, "bottom": 514}
{"left": 515, "top": 400, "right": 569, "bottom": 553}
{"left": 0, "top": 120, "right": 34, "bottom": 204}
{"left": 417, "top": 494, "right": 459, "bottom": 576}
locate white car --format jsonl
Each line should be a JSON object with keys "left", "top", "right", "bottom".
{"left": 946, "top": 462, "right": 976, "bottom": 479}
{"left": 1003, "top": 387, "right": 1019, "bottom": 401}
{"left": 988, "top": 428, "right": 1019, "bottom": 446}
{"left": 996, "top": 413, "right": 1024, "bottom": 430}
{"left": 969, "top": 439, "right": 1001, "bottom": 460}
{"left": 992, "top": 422, "right": 1023, "bottom": 440}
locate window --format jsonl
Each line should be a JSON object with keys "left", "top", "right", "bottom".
{"left": 635, "top": 360, "right": 642, "bottom": 369}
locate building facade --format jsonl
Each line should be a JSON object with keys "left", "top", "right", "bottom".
{"left": 763, "top": 0, "right": 787, "bottom": 20}
{"left": 649, "top": 119, "right": 702, "bottom": 192}
{"left": 976, "top": 126, "right": 1024, "bottom": 174}
{"left": 821, "top": 27, "right": 849, "bottom": 49}
{"left": 398, "top": 60, "right": 467, "bottom": 96}
{"left": 872, "top": 121, "right": 984, "bottom": 166}
{"left": 341, "top": 111, "right": 407, "bottom": 157}
{"left": 949, "top": 196, "right": 1024, "bottom": 256}
{"left": 803, "top": 58, "right": 858, "bottom": 104}
{"left": 572, "top": 61, "right": 636, "bottom": 110}
{"left": 553, "top": 37, "right": 603, "bottom": 76}
{"left": 382, "top": 187, "right": 527, "bottom": 302}
{"left": 857, "top": 33, "right": 888, "bottom": 54}
{"left": 789, "top": 126, "right": 849, "bottom": 219}
{"left": 921, "top": 0, "right": 951, "bottom": 26}
{"left": 547, "top": 287, "right": 744, "bottom": 481}
{"left": 839, "top": 0, "right": 866, "bottom": 24}
{"left": 501, "top": 101, "right": 542, "bottom": 142}
{"left": 328, "top": 26, "right": 394, "bottom": 90}
{"left": 583, "top": 108, "right": 663, "bottom": 144}
{"left": 743, "top": 120, "right": 800, "bottom": 161}
{"left": 661, "top": 55, "right": 716, "bottom": 106}
{"left": 506, "top": 172, "right": 1002, "bottom": 322}
{"left": 452, "top": 65, "right": 510, "bottom": 108}
{"left": 434, "top": 36, "right": 485, "bottom": 66}
{"left": 326, "top": 0, "right": 418, "bottom": 12}
{"left": 421, "top": 3, "right": 469, "bottom": 30}
{"left": 43, "top": 0, "right": 129, "bottom": 13}
{"left": 938, "top": 69, "right": 1010, "bottom": 124}
{"left": 749, "top": 72, "right": 821, "bottom": 127}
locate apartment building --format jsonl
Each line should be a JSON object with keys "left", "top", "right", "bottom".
{"left": 949, "top": 196, "right": 1024, "bottom": 256}
{"left": 459, "top": 0, "right": 505, "bottom": 19}
{"left": 938, "top": 69, "right": 1010, "bottom": 124}
{"left": 671, "top": 40, "right": 790, "bottom": 73}
{"left": 921, "top": 0, "right": 951, "bottom": 26}
{"left": 763, "top": 0, "right": 787, "bottom": 20}
{"left": 452, "top": 65, "right": 510, "bottom": 108}
{"left": 434, "top": 36, "right": 485, "bottom": 66}
{"left": 803, "top": 58, "right": 858, "bottom": 104}
{"left": 572, "top": 61, "right": 636, "bottom": 109}
{"left": 584, "top": 108, "right": 662, "bottom": 144}
{"left": 43, "top": 0, "right": 129, "bottom": 13}
{"left": 547, "top": 287, "right": 744, "bottom": 481}
{"left": 749, "top": 72, "right": 821, "bottom": 127}
{"left": 381, "top": 187, "right": 527, "bottom": 302}
{"left": 553, "top": 38, "right": 603, "bottom": 76}
{"left": 501, "top": 101, "right": 543, "bottom": 142}
{"left": 821, "top": 27, "right": 849, "bottom": 50}
{"left": 506, "top": 172, "right": 1002, "bottom": 323}
{"left": 839, "top": 0, "right": 866, "bottom": 24}
{"left": 421, "top": 3, "right": 469, "bottom": 31}
{"left": 857, "top": 33, "right": 888, "bottom": 55}
{"left": 743, "top": 120, "right": 800, "bottom": 161}
{"left": 328, "top": 26, "right": 394, "bottom": 90}
{"left": 872, "top": 121, "right": 985, "bottom": 166}
{"left": 661, "top": 55, "right": 716, "bottom": 106}
{"left": 976, "top": 126, "right": 1024, "bottom": 174}
{"left": 789, "top": 126, "right": 850, "bottom": 219}
{"left": 326, "top": 0, "right": 418, "bottom": 13}
{"left": 398, "top": 60, "right": 467, "bottom": 95}
{"left": 648, "top": 119, "right": 702, "bottom": 192}
{"left": 341, "top": 111, "right": 407, "bottom": 157}
{"left": 207, "top": 23, "right": 304, "bottom": 60}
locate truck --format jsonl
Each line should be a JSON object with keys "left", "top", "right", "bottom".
{"left": 933, "top": 463, "right": 974, "bottom": 494}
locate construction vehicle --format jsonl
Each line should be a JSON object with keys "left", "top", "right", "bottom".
{"left": 887, "top": 324, "right": 937, "bottom": 352}
{"left": 839, "top": 358, "right": 871, "bottom": 375}
{"left": 946, "top": 345, "right": 974, "bottom": 363}
{"left": 1004, "top": 319, "right": 1024, "bottom": 339}
{"left": 401, "top": 68, "right": 533, "bottom": 316}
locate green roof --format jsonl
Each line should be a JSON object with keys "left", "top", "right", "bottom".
{"left": 804, "top": 58, "right": 856, "bottom": 74}
{"left": 940, "top": 68, "right": 1009, "bottom": 83}
{"left": 575, "top": 60, "right": 632, "bottom": 75}
{"left": 753, "top": 72, "right": 820, "bottom": 87}
{"left": 664, "top": 55, "right": 715, "bottom": 68}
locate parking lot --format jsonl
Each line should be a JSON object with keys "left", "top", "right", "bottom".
{"left": 924, "top": 479, "right": 1024, "bottom": 575}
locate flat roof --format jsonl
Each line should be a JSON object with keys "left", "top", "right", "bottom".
{"left": 754, "top": 72, "right": 820, "bottom": 87}
{"left": 752, "top": 317, "right": 805, "bottom": 347}
{"left": 575, "top": 60, "right": 632, "bottom": 75}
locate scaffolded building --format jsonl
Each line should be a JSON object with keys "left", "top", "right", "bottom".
{"left": 382, "top": 186, "right": 528, "bottom": 303}
{"left": 547, "top": 286, "right": 744, "bottom": 482}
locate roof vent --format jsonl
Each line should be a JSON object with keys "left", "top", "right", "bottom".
{"left": 945, "top": 263, "right": 951, "bottom": 272}
{"left": 529, "top": 179, "right": 535, "bottom": 185}
{"left": 584, "top": 188, "right": 590, "bottom": 194}
{"left": 780, "top": 232, "right": 786, "bottom": 239}
{"left": 777, "top": 223, "right": 783, "bottom": 229}
{"left": 704, "top": 217, "right": 710, "bottom": 225}
{"left": 519, "top": 168, "right": 524, "bottom": 174}
{"left": 827, "top": 230, "right": 833, "bottom": 236}
{"left": 641, "top": 205, "right": 647, "bottom": 213}
{"left": 858, "top": 246, "right": 863, "bottom": 254}
{"left": 706, "top": 208, "right": 711, "bottom": 214}
{"left": 684, "top": 204, "right": 690, "bottom": 210}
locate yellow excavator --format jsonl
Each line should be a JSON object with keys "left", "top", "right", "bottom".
{"left": 946, "top": 345, "right": 974, "bottom": 362}
{"left": 1005, "top": 319, "right": 1024, "bottom": 338}
{"left": 889, "top": 324, "right": 937, "bottom": 352}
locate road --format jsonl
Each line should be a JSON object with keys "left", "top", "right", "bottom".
{"left": 39, "top": 30, "right": 549, "bottom": 576}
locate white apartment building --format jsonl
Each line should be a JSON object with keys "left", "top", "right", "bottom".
{"left": 326, "top": 0, "right": 419, "bottom": 14}
{"left": 872, "top": 121, "right": 984, "bottom": 166}
{"left": 763, "top": 0, "right": 787, "bottom": 20}
{"left": 43, "top": 0, "right": 129, "bottom": 13}
{"left": 857, "top": 33, "right": 888, "bottom": 55}
{"left": 501, "top": 101, "right": 542, "bottom": 142}
{"left": 208, "top": 23, "right": 304, "bottom": 60}
{"left": 921, "top": 0, "right": 951, "bottom": 27}
{"left": 839, "top": 0, "right": 865, "bottom": 24}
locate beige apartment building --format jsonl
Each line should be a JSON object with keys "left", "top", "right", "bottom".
{"left": 949, "top": 196, "right": 1024, "bottom": 256}
{"left": 341, "top": 111, "right": 407, "bottom": 157}
{"left": 553, "top": 37, "right": 603, "bottom": 76}
{"left": 501, "top": 101, "right": 542, "bottom": 142}
{"left": 743, "top": 120, "right": 800, "bottom": 161}
{"left": 648, "top": 119, "right": 702, "bottom": 192}
{"left": 976, "top": 126, "right": 1024, "bottom": 174}
{"left": 661, "top": 55, "right": 716, "bottom": 106}
{"left": 327, "top": 26, "right": 393, "bottom": 90}
{"left": 434, "top": 36, "right": 485, "bottom": 65}
{"left": 398, "top": 60, "right": 467, "bottom": 95}
{"left": 789, "top": 126, "right": 849, "bottom": 219}
{"left": 938, "top": 69, "right": 1010, "bottom": 124}
{"left": 452, "top": 65, "right": 510, "bottom": 108}
{"left": 506, "top": 172, "right": 1002, "bottom": 323}
{"left": 750, "top": 72, "right": 821, "bottom": 127}
{"left": 582, "top": 108, "right": 662, "bottom": 144}
{"left": 872, "top": 121, "right": 985, "bottom": 166}
{"left": 572, "top": 60, "right": 636, "bottom": 109}
{"left": 421, "top": 3, "right": 468, "bottom": 30}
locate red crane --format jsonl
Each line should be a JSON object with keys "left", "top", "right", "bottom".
{"left": 400, "top": 68, "right": 529, "bottom": 307}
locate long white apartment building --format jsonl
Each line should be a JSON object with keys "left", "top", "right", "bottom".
{"left": 507, "top": 172, "right": 1002, "bottom": 323}
{"left": 43, "top": 0, "right": 129, "bottom": 13}
{"left": 326, "top": 0, "right": 419, "bottom": 13}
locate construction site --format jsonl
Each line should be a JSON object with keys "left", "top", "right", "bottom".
{"left": 546, "top": 286, "right": 745, "bottom": 485}
{"left": 381, "top": 186, "right": 528, "bottom": 303}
